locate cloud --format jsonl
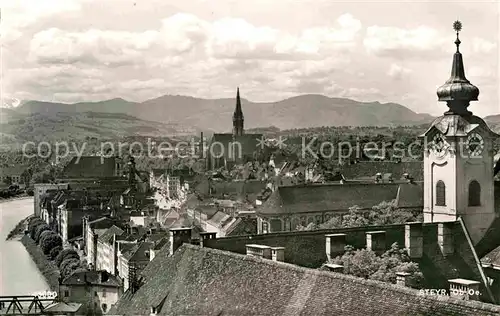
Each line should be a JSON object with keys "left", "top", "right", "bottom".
{"left": 472, "top": 38, "right": 497, "bottom": 54}
{"left": 387, "top": 64, "right": 412, "bottom": 79}
{"left": 27, "top": 12, "right": 362, "bottom": 67}
{"left": 4, "top": 1, "right": 498, "bottom": 118}
{"left": 28, "top": 28, "right": 158, "bottom": 66}
{"left": 1, "top": 0, "right": 82, "bottom": 45}
{"left": 363, "top": 25, "right": 447, "bottom": 58}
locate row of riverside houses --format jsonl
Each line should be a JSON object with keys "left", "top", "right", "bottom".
{"left": 106, "top": 25, "right": 500, "bottom": 315}
{"left": 33, "top": 155, "right": 194, "bottom": 315}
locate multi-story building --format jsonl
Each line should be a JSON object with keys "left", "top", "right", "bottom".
{"left": 60, "top": 270, "right": 122, "bottom": 315}
{"left": 96, "top": 226, "right": 124, "bottom": 274}
{"left": 0, "top": 165, "right": 28, "bottom": 184}
{"left": 83, "top": 217, "right": 126, "bottom": 270}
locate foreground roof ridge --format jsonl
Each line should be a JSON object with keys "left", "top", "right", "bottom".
{"left": 180, "top": 244, "right": 500, "bottom": 312}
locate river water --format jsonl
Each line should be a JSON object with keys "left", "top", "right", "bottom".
{"left": 0, "top": 198, "right": 49, "bottom": 295}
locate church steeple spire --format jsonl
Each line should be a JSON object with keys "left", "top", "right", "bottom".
{"left": 436, "top": 20, "right": 479, "bottom": 116}
{"left": 233, "top": 87, "right": 244, "bottom": 136}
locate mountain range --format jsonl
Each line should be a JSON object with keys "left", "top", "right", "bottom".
{"left": 2, "top": 94, "right": 500, "bottom": 144}
{"left": 8, "top": 94, "right": 436, "bottom": 129}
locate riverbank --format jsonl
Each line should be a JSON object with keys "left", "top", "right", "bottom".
{"left": 0, "top": 194, "right": 29, "bottom": 203}
{"left": 3, "top": 196, "right": 33, "bottom": 240}
{"left": 20, "top": 235, "right": 60, "bottom": 291}
{"left": 5, "top": 214, "right": 33, "bottom": 240}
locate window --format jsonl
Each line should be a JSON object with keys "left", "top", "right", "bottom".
{"left": 284, "top": 218, "right": 291, "bottom": 231}
{"left": 436, "top": 181, "right": 446, "bottom": 206}
{"left": 468, "top": 180, "right": 481, "bottom": 206}
{"left": 102, "top": 304, "right": 108, "bottom": 312}
{"left": 315, "top": 215, "right": 321, "bottom": 225}
{"left": 262, "top": 222, "right": 268, "bottom": 234}
{"left": 64, "top": 290, "right": 69, "bottom": 297}
{"left": 95, "top": 291, "right": 98, "bottom": 297}
{"left": 300, "top": 216, "right": 306, "bottom": 227}
{"left": 102, "top": 288, "right": 106, "bottom": 297}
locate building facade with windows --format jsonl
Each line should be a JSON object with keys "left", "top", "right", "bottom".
{"left": 60, "top": 270, "right": 122, "bottom": 315}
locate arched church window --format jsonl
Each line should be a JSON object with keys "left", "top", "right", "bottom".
{"left": 468, "top": 180, "right": 481, "bottom": 206}
{"left": 436, "top": 181, "right": 446, "bottom": 206}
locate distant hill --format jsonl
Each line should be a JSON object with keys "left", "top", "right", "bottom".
{"left": 15, "top": 94, "right": 436, "bottom": 132}
{"left": 0, "top": 111, "right": 198, "bottom": 146}
{"left": 484, "top": 115, "right": 500, "bottom": 133}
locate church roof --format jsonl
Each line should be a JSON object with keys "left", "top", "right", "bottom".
{"left": 109, "top": 244, "right": 500, "bottom": 316}
{"left": 61, "top": 156, "right": 117, "bottom": 179}
{"left": 339, "top": 161, "right": 423, "bottom": 181}
{"left": 258, "top": 182, "right": 422, "bottom": 215}
{"left": 421, "top": 115, "right": 496, "bottom": 137}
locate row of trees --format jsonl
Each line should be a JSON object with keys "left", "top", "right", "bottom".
{"left": 27, "top": 217, "right": 87, "bottom": 279}
{"left": 328, "top": 242, "right": 424, "bottom": 288}
{"left": 297, "top": 201, "right": 423, "bottom": 231}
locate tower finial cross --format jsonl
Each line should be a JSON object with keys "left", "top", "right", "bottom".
{"left": 453, "top": 20, "right": 462, "bottom": 52}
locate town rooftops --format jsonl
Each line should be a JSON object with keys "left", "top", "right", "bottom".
{"left": 151, "top": 169, "right": 166, "bottom": 178}
{"left": 339, "top": 161, "right": 423, "bottom": 181}
{"left": 61, "top": 156, "right": 118, "bottom": 179}
{"left": 109, "top": 244, "right": 500, "bottom": 316}
{"left": 98, "top": 225, "right": 125, "bottom": 244}
{"left": 62, "top": 270, "right": 121, "bottom": 287}
{"left": 0, "top": 165, "right": 27, "bottom": 177}
{"left": 43, "top": 302, "right": 82, "bottom": 313}
{"left": 258, "top": 182, "right": 422, "bottom": 215}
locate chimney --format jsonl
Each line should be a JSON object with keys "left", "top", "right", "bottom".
{"left": 93, "top": 233, "right": 98, "bottom": 270}
{"left": 324, "top": 263, "right": 343, "bottom": 273}
{"left": 405, "top": 222, "right": 423, "bottom": 259}
{"left": 449, "top": 279, "right": 481, "bottom": 301}
{"left": 150, "top": 306, "right": 158, "bottom": 316}
{"left": 325, "top": 233, "right": 346, "bottom": 261}
{"left": 199, "top": 232, "right": 217, "bottom": 248}
{"left": 113, "top": 234, "right": 118, "bottom": 276}
{"left": 396, "top": 272, "right": 412, "bottom": 287}
{"left": 438, "top": 222, "right": 454, "bottom": 256}
{"left": 246, "top": 244, "right": 272, "bottom": 259}
{"left": 271, "top": 247, "right": 285, "bottom": 262}
{"left": 200, "top": 132, "right": 204, "bottom": 158}
{"left": 169, "top": 227, "right": 192, "bottom": 256}
{"left": 82, "top": 216, "right": 88, "bottom": 254}
{"left": 366, "top": 231, "right": 386, "bottom": 255}
{"left": 100, "top": 271, "right": 109, "bottom": 283}
{"left": 149, "top": 247, "right": 156, "bottom": 261}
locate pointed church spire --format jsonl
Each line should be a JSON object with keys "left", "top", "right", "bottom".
{"left": 436, "top": 20, "right": 479, "bottom": 116}
{"left": 233, "top": 87, "right": 244, "bottom": 136}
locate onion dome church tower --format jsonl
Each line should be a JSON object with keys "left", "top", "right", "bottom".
{"left": 421, "top": 21, "right": 499, "bottom": 244}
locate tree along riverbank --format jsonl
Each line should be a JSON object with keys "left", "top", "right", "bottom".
{"left": 20, "top": 235, "right": 60, "bottom": 292}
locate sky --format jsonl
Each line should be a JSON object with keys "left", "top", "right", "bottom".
{"left": 1, "top": 0, "right": 499, "bottom": 117}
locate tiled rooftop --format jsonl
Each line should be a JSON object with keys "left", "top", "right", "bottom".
{"left": 339, "top": 161, "right": 423, "bottom": 181}
{"left": 61, "top": 156, "right": 117, "bottom": 179}
{"left": 62, "top": 270, "right": 121, "bottom": 287}
{"left": 259, "top": 182, "right": 422, "bottom": 215}
{"left": 110, "top": 244, "right": 500, "bottom": 316}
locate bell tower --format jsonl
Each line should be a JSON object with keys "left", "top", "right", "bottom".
{"left": 421, "top": 21, "right": 498, "bottom": 244}
{"left": 233, "top": 87, "right": 244, "bottom": 137}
